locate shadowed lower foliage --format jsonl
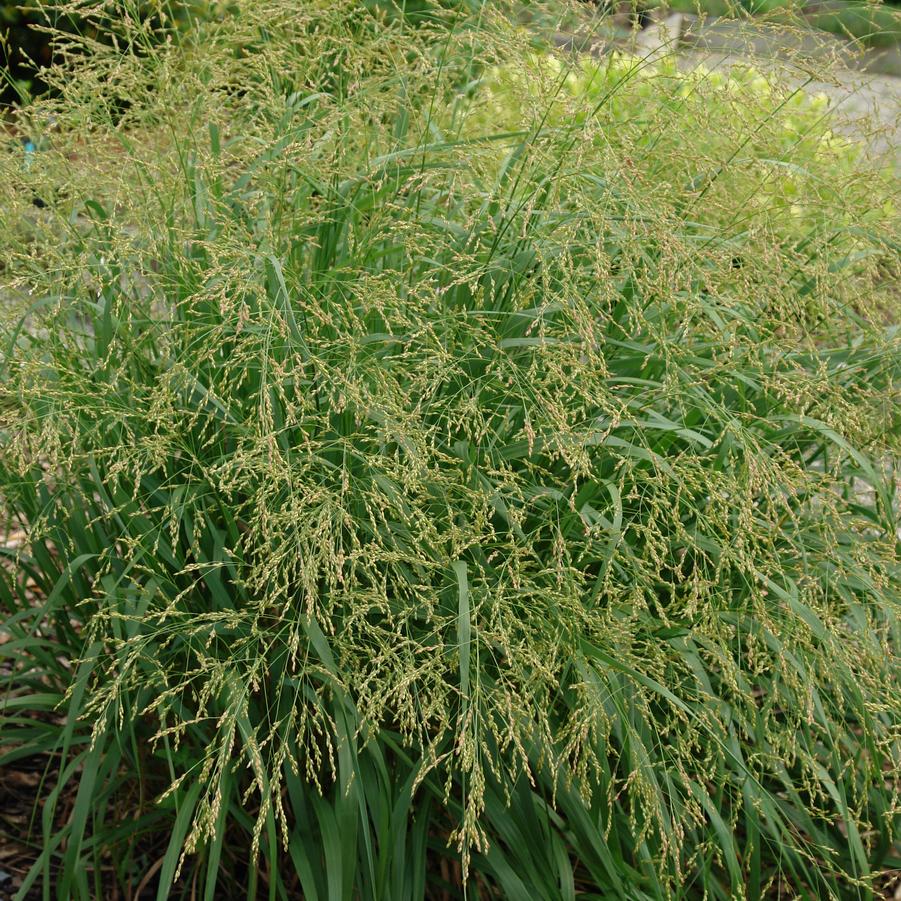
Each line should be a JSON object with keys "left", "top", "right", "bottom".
{"left": 0, "top": 1, "right": 899, "bottom": 898}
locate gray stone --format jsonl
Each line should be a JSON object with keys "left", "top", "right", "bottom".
{"left": 680, "top": 15, "right": 857, "bottom": 66}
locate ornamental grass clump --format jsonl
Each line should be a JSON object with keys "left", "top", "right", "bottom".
{"left": 0, "top": 1, "right": 899, "bottom": 897}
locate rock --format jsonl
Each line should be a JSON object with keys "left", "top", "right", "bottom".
{"left": 861, "top": 43, "right": 901, "bottom": 78}
{"left": 680, "top": 15, "right": 857, "bottom": 66}
{"left": 633, "top": 13, "right": 684, "bottom": 60}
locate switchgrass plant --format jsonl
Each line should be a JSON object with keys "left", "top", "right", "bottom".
{"left": 1, "top": 1, "right": 900, "bottom": 897}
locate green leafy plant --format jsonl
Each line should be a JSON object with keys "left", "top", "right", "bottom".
{"left": 807, "top": 1, "right": 901, "bottom": 48}
{"left": 475, "top": 50, "right": 895, "bottom": 232}
{"left": 1, "top": 2, "right": 899, "bottom": 898}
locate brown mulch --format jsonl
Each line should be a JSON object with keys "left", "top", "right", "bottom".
{"left": 0, "top": 760, "right": 50, "bottom": 901}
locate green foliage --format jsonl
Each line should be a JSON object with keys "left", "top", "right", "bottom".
{"left": 475, "top": 50, "right": 896, "bottom": 243}
{"left": 365, "top": 0, "right": 488, "bottom": 22}
{"left": 807, "top": 1, "right": 901, "bottom": 48}
{"left": 1, "top": 1, "right": 899, "bottom": 898}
